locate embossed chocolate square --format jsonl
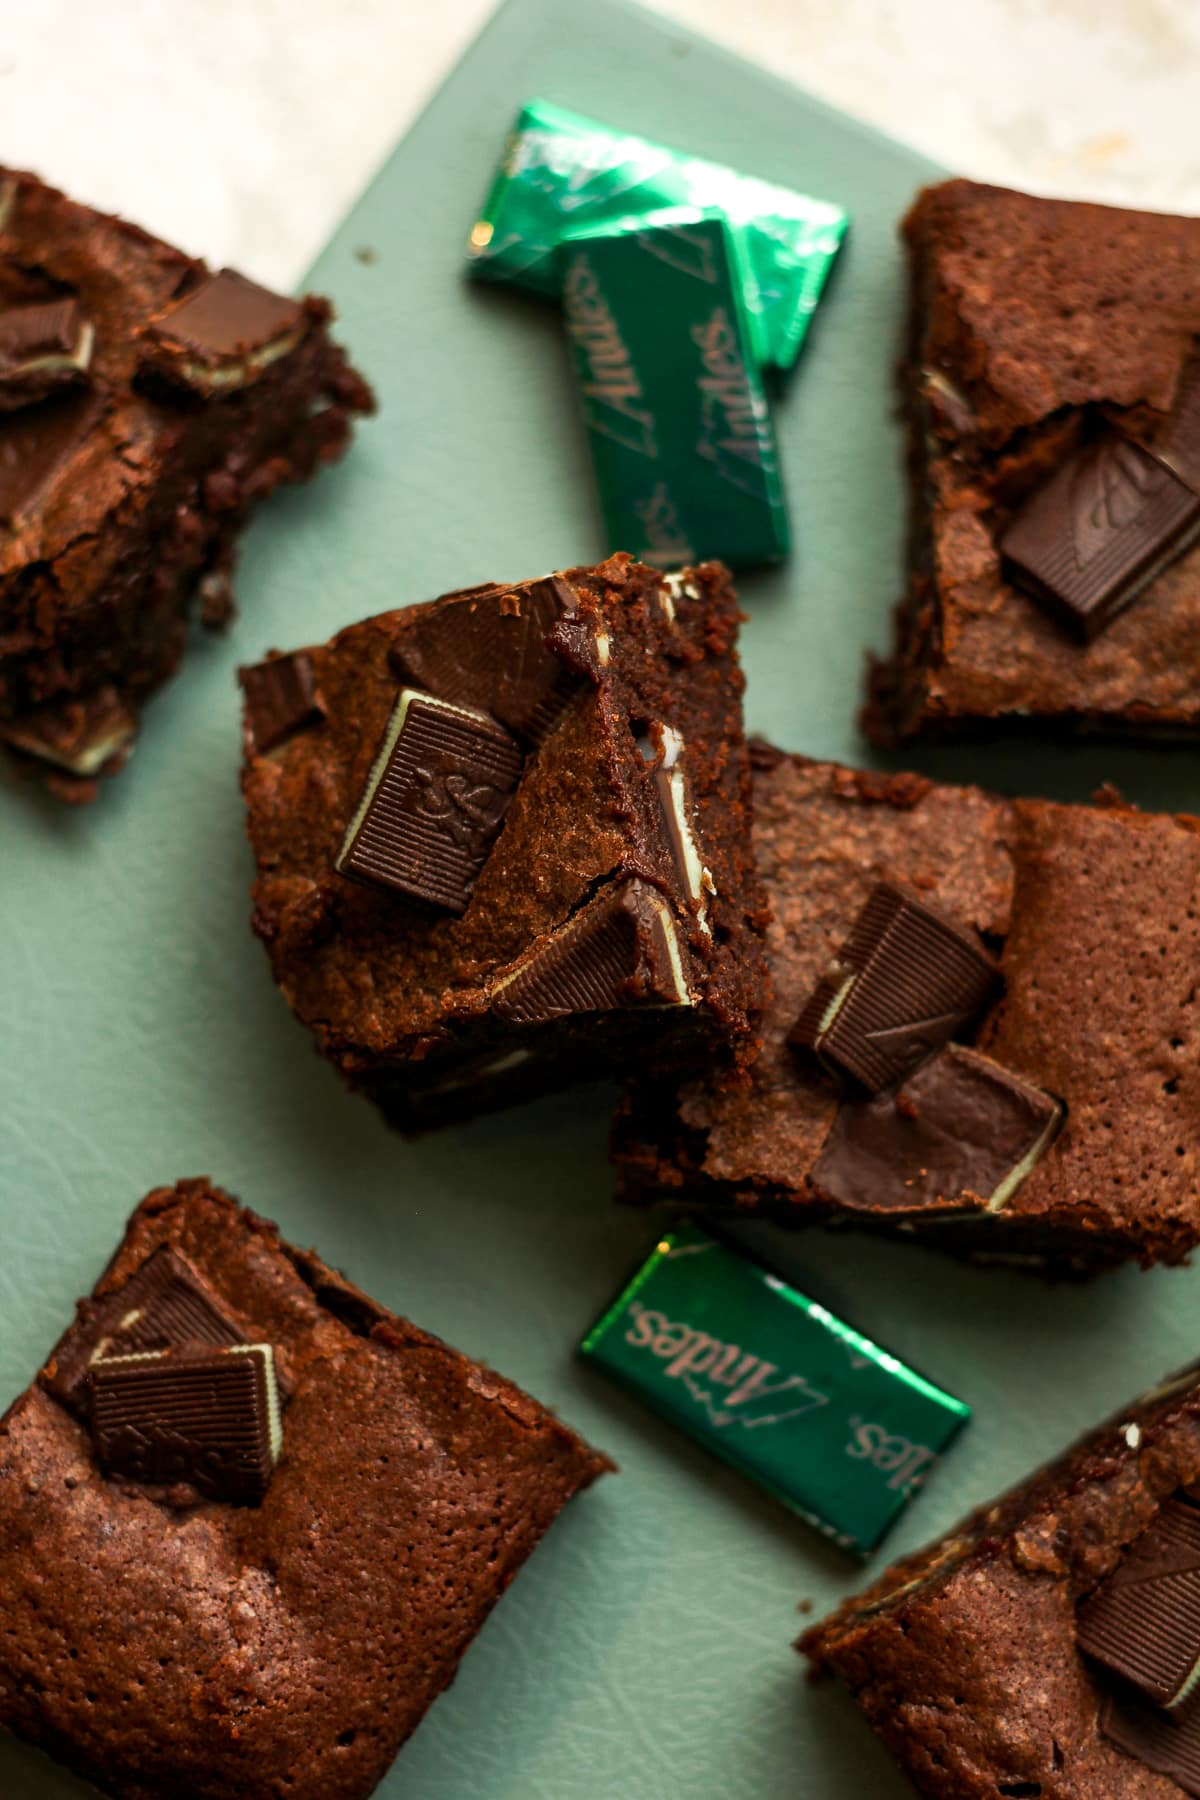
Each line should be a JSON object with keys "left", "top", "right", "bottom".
{"left": 241, "top": 554, "right": 769, "bottom": 1130}
{"left": 4, "top": 1178, "right": 610, "bottom": 1799}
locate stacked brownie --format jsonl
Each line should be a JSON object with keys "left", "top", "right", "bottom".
{"left": 0, "top": 166, "right": 373, "bottom": 800}
{"left": 241, "top": 553, "right": 769, "bottom": 1128}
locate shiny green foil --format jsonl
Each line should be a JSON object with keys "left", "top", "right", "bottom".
{"left": 580, "top": 1224, "right": 970, "bottom": 1553}
{"left": 467, "top": 98, "right": 848, "bottom": 376}
{"left": 561, "top": 212, "right": 789, "bottom": 570}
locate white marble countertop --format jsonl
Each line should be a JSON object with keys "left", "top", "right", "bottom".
{"left": 2, "top": 0, "right": 1196, "bottom": 287}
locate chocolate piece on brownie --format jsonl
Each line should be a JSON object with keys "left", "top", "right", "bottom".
{"left": 811, "top": 1043, "right": 1063, "bottom": 1219}
{"left": 0, "top": 1179, "right": 609, "bottom": 1799}
{"left": 0, "top": 297, "right": 93, "bottom": 408}
{"left": 789, "top": 880, "right": 998, "bottom": 1094}
{"left": 0, "top": 167, "right": 373, "bottom": 801}
{"left": 240, "top": 554, "right": 768, "bottom": 1130}
{"left": 865, "top": 178, "right": 1200, "bottom": 744}
{"left": 800, "top": 1362, "right": 1200, "bottom": 1798}
{"left": 613, "top": 746, "right": 1200, "bottom": 1276}
{"left": 88, "top": 1341, "right": 284, "bottom": 1506}
{"left": 1076, "top": 1494, "right": 1200, "bottom": 1708}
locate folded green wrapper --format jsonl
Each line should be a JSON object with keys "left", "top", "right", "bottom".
{"left": 580, "top": 1223, "right": 970, "bottom": 1554}
{"left": 561, "top": 211, "right": 789, "bottom": 570}
{"left": 467, "top": 97, "right": 848, "bottom": 377}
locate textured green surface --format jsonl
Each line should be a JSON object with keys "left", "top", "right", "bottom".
{"left": 1, "top": 1, "right": 1199, "bottom": 1795}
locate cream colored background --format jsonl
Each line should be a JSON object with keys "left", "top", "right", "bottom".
{"left": 1, "top": 0, "right": 1196, "bottom": 288}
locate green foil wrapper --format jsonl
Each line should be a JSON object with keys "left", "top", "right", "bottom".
{"left": 467, "top": 98, "right": 848, "bottom": 377}
{"left": 580, "top": 1224, "right": 970, "bottom": 1553}
{"left": 561, "top": 212, "right": 789, "bottom": 570}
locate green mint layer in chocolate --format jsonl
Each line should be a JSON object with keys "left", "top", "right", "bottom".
{"left": 580, "top": 1222, "right": 969, "bottom": 1553}
{"left": 466, "top": 97, "right": 847, "bottom": 377}
{"left": 812, "top": 1043, "right": 1062, "bottom": 1218}
{"left": 561, "top": 211, "right": 789, "bottom": 570}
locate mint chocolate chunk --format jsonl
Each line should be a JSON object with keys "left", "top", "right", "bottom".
{"left": 491, "top": 877, "right": 691, "bottom": 1024}
{"left": 1000, "top": 432, "right": 1200, "bottom": 641}
{"left": 240, "top": 650, "right": 323, "bottom": 754}
{"left": 790, "top": 881, "right": 998, "bottom": 1094}
{"left": 89, "top": 1343, "right": 282, "bottom": 1505}
{"left": 1102, "top": 1686, "right": 1200, "bottom": 1797}
{"left": 388, "top": 574, "right": 582, "bottom": 744}
{"left": 812, "top": 1044, "right": 1062, "bottom": 1216}
{"left": 143, "top": 269, "right": 304, "bottom": 394}
{"left": 0, "top": 298, "right": 93, "bottom": 409}
{"left": 1079, "top": 1497, "right": 1200, "bottom": 1708}
{"left": 43, "top": 1245, "right": 246, "bottom": 1412}
{"left": 335, "top": 688, "right": 522, "bottom": 913}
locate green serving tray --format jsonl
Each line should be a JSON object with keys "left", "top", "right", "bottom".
{"left": 2, "top": 2, "right": 1197, "bottom": 1794}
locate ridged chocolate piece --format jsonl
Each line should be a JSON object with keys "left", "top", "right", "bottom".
{"left": 89, "top": 1343, "right": 282, "bottom": 1505}
{"left": 1103, "top": 1686, "right": 1200, "bottom": 1796}
{"left": 144, "top": 269, "right": 303, "bottom": 393}
{"left": 389, "top": 574, "right": 581, "bottom": 744}
{"left": 241, "top": 650, "right": 323, "bottom": 754}
{"left": 789, "top": 882, "right": 998, "bottom": 1094}
{"left": 1154, "top": 361, "right": 1200, "bottom": 495}
{"left": 812, "top": 1044, "right": 1062, "bottom": 1217}
{"left": 336, "top": 688, "right": 522, "bottom": 913}
{"left": 1000, "top": 432, "right": 1200, "bottom": 641}
{"left": 491, "top": 877, "right": 691, "bottom": 1024}
{"left": 43, "top": 1245, "right": 246, "bottom": 1412}
{"left": 0, "top": 388, "right": 98, "bottom": 524}
{"left": 0, "top": 298, "right": 92, "bottom": 409}
{"left": 1078, "top": 1498, "right": 1200, "bottom": 1707}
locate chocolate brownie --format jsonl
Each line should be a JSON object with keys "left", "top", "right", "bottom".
{"left": 0, "top": 1179, "right": 610, "bottom": 1799}
{"left": 801, "top": 1359, "right": 1200, "bottom": 1798}
{"left": 240, "top": 555, "right": 769, "bottom": 1130}
{"left": 614, "top": 744, "right": 1200, "bottom": 1276}
{"left": 865, "top": 178, "right": 1200, "bottom": 745}
{"left": 0, "top": 167, "right": 373, "bottom": 801}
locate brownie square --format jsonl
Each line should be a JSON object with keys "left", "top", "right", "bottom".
{"left": 865, "top": 178, "right": 1200, "bottom": 745}
{"left": 0, "top": 167, "right": 373, "bottom": 801}
{"left": 241, "top": 554, "right": 769, "bottom": 1130}
{"left": 0, "top": 1179, "right": 610, "bottom": 1799}
{"left": 801, "top": 1361, "right": 1200, "bottom": 1798}
{"left": 614, "top": 743, "right": 1200, "bottom": 1276}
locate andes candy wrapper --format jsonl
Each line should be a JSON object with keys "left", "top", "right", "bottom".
{"left": 580, "top": 1223, "right": 969, "bottom": 1553}
{"left": 561, "top": 212, "right": 789, "bottom": 571}
{"left": 467, "top": 97, "right": 847, "bottom": 378}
